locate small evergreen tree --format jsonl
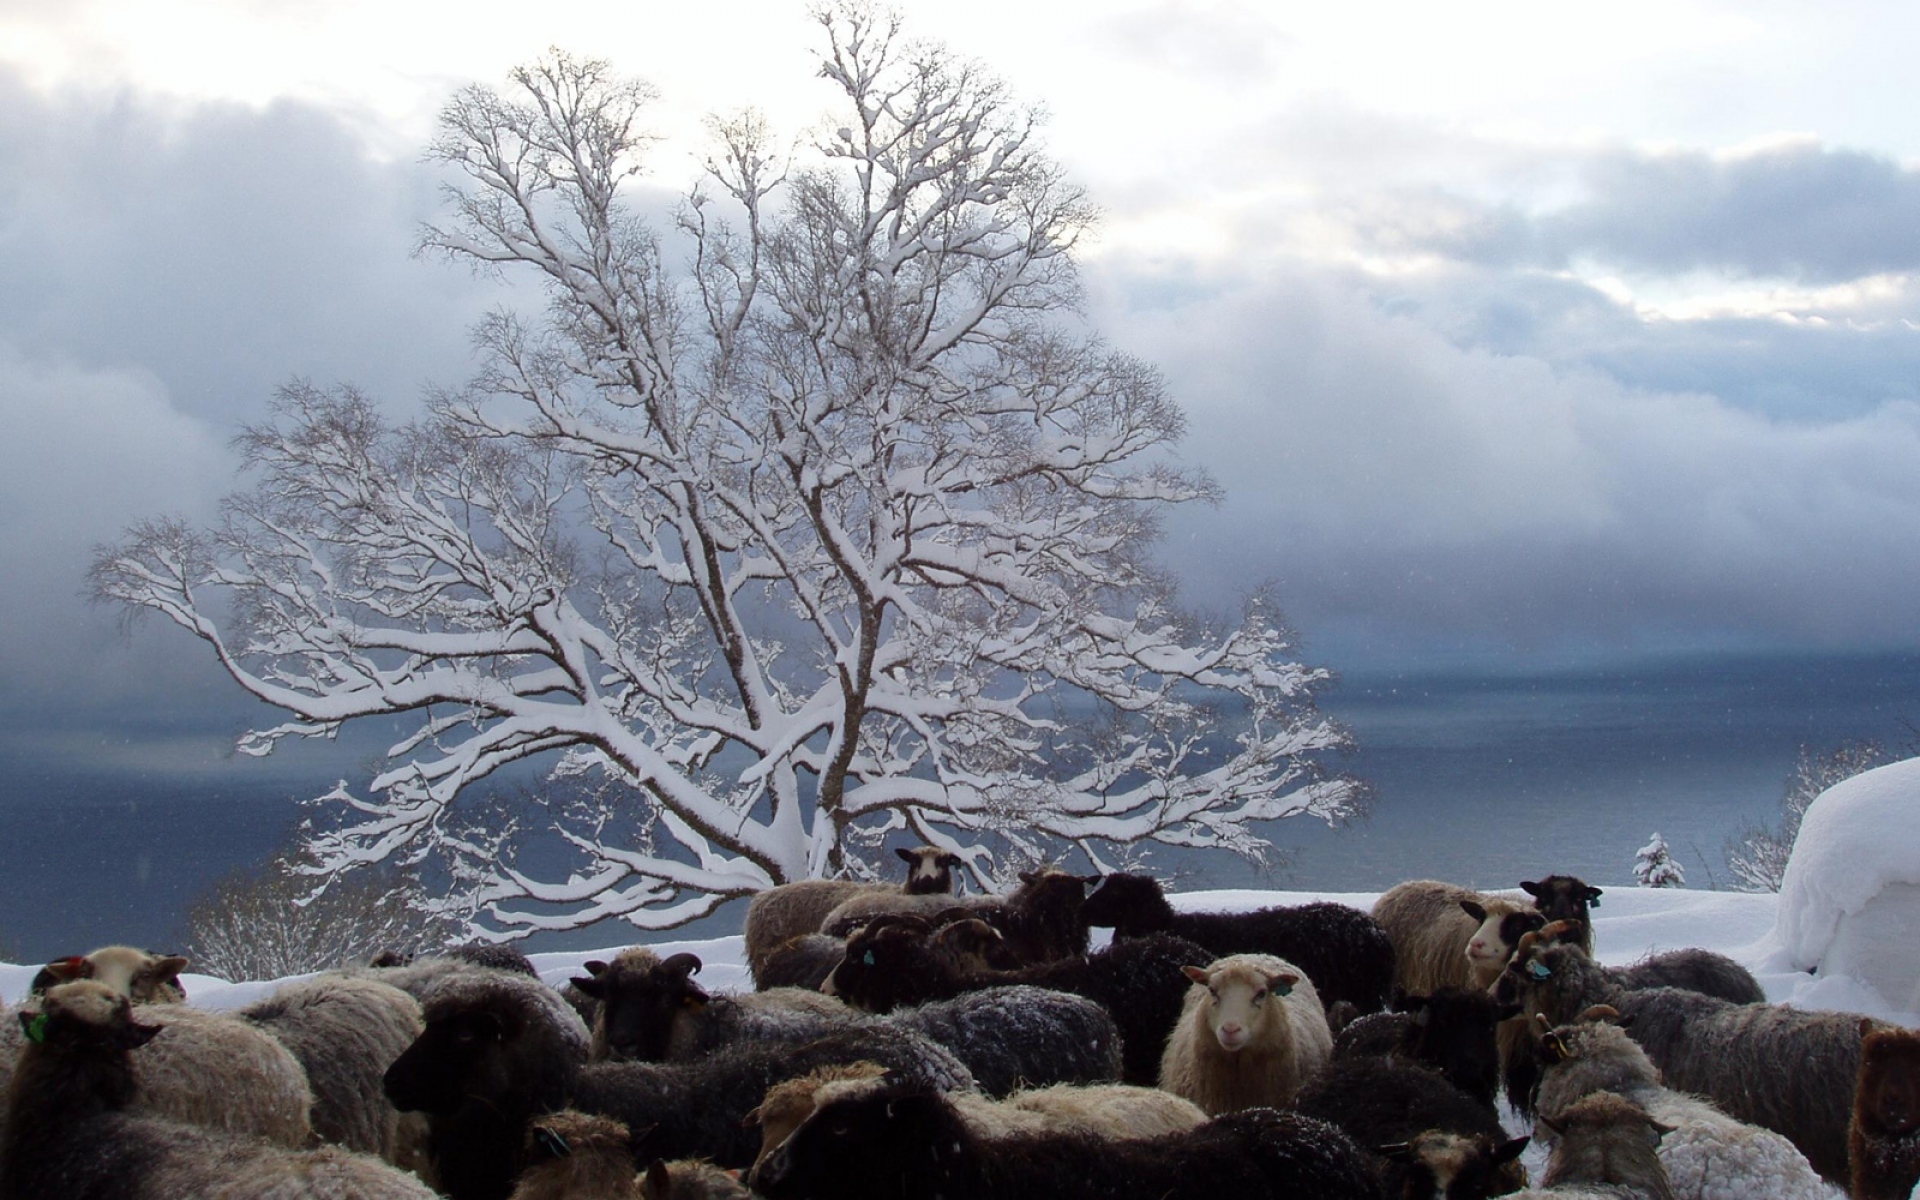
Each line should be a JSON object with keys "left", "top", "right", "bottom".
{"left": 1634, "top": 831, "right": 1685, "bottom": 888}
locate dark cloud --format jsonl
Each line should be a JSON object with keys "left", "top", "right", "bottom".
{"left": 1093, "top": 263, "right": 1920, "bottom": 666}
{"left": 1364, "top": 141, "right": 1920, "bottom": 285}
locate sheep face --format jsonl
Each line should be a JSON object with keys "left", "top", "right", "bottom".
{"left": 1458, "top": 902, "right": 1544, "bottom": 979}
{"left": 1859, "top": 1028, "right": 1920, "bottom": 1137}
{"left": 1521, "top": 876, "right": 1603, "bottom": 926}
{"left": 385, "top": 996, "right": 539, "bottom": 1117}
{"left": 824, "top": 916, "right": 941, "bottom": 1011}
{"left": 1182, "top": 961, "right": 1296, "bottom": 1054}
{"left": 755, "top": 1083, "right": 943, "bottom": 1200}
{"left": 571, "top": 952, "right": 703, "bottom": 1062}
{"left": 1379, "top": 1130, "right": 1529, "bottom": 1200}
{"left": 896, "top": 846, "right": 962, "bottom": 895}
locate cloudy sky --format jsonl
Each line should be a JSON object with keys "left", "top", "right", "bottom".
{"left": 4, "top": 0, "right": 1919, "bottom": 771}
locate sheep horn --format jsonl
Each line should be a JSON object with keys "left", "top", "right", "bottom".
{"left": 660, "top": 952, "right": 703, "bottom": 977}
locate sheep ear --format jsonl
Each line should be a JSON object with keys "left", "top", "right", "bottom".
{"left": 1649, "top": 1118, "right": 1677, "bottom": 1137}
{"left": 1269, "top": 973, "right": 1298, "bottom": 996}
{"left": 1018, "top": 871, "right": 1039, "bottom": 886}
{"left": 583, "top": 960, "right": 610, "bottom": 976}
{"left": 741, "top": 1105, "right": 763, "bottom": 1129}
{"left": 146, "top": 956, "right": 189, "bottom": 989}
{"left": 1585, "top": 886, "right": 1603, "bottom": 906}
{"left": 531, "top": 1124, "right": 571, "bottom": 1160}
{"left": 1519, "top": 880, "right": 1543, "bottom": 898}
{"left": 1182, "top": 965, "right": 1211, "bottom": 985}
{"left": 1459, "top": 900, "right": 1487, "bottom": 922}
{"left": 42, "top": 956, "right": 91, "bottom": 984}
{"left": 896, "top": 847, "right": 916, "bottom": 864}
{"left": 117, "top": 1021, "right": 162, "bottom": 1051}
{"left": 570, "top": 975, "right": 607, "bottom": 999}
{"left": 1494, "top": 1135, "right": 1530, "bottom": 1163}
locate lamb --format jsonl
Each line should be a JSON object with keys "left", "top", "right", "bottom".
{"left": 382, "top": 969, "right": 973, "bottom": 1200}
{"left": 1850, "top": 1023, "right": 1920, "bottom": 1200}
{"left": 1293, "top": 1056, "right": 1526, "bottom": 1196}
{"left": 753, "top": 1075, "right": 1384, "bottom": 1200}
{"left": 1371, "top": 880, "right": 1547, "bottom": 994}
{"left": 826, "top": 915, "right": 1211, "bottom": 1085}
{"left": 1331, "top": 987, "right": 1516, "bottom": 1109}
{"left": 1080, "top": 872, "right": 1397, "bottom": 1014}
{"left": 1, "top": 980, "right": 435, "bottom": 1200}
{"left": 0, "top": 991, "right": 313, "bottom": 1151}
{"left": 1506, "top": 1092, "right": 1676, "bottom": 1200}
{"left": 1158, "top": 953, "right": 1332, "bottom": 1114}
{"left": 28, "top": 945, "right": 190, "bottom": 1003}
{"left": 569, "top": 950, "right": 850, "bottom": 1062}
{"left": 741, "top": 846, "right": 964, "bottom": 985}
{"left": 1531, "top": 1011, "right": 1837, "bottom": 1200}
{"left": 240, "top": 973, "right": 425, "bottom": 1163}
{"left": 742, "top": 1062, "right": 1206, "bottom": 1186}
{"left": 1494, "top": 931, "right": 1884, "bottom": 1182}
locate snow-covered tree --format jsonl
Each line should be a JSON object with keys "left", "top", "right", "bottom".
{"left": 1726, "top": 738, "right": 1889, "bottom": 892}
{"left": 92, "top": 7, "right": 1363, "bottom": 939}
{"left": 1633, "top": 831, "right": 1685, "bottom": 888}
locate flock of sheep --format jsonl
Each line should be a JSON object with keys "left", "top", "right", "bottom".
{"left": 3, "top": 847, "right": 1919, "bottom": 1200}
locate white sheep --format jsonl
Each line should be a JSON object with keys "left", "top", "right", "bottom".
{"left": 29, "top": 945, "right": 190, "bottom": 1004}
{"left": 1372, "top": 880, "right": 1546, "bottom": 993}
{"left": 1157, "top": 952, "right": 1331, "bottom": 1115}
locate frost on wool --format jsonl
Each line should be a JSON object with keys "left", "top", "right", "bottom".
{"left": 1767, "top": 757, "right": 1920, "bottom": 1014}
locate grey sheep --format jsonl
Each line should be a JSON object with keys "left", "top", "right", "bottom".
{"left": 1496, "top": 932, "right": 1883, "bottom": 1183}
{"left": 241, "top": 973, "right": 426, "bottom": 1165}
{"left": 1532, "top": 1011, "right": 1836, "bottom": 1200}
{"left": 1506, "top": 1092, "right": 1677, "bottom": 1200}
{"left": 1, "top": 980, "right": 433, "bottom": 1200}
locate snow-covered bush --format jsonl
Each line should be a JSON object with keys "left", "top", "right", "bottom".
{"left": 1634, "top": 832, "right": 1685, "bottom": 888}
{"left": 1769, "top": 757, "right": 1920, "bottom": 1014}
{"left": 1727, "top": 739, "right": 1890, "bottom": 891}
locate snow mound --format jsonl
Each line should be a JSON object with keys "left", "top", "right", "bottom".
{"left": 1769, "top": 756, "right": 1920, "bottom": 1013}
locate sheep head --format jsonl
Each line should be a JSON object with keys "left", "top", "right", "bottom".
{"left": 1182, "top": 958, "right": 1297, "bottom": 1054}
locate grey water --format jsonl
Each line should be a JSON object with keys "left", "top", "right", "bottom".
{"left": 0, "top": 649, "right": 1915, "bottom": 960}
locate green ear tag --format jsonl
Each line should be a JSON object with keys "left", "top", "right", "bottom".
{"left": 24, "top": 1014, "right": 48, "bottom": 1044}
{"left": 861, "top": 950, "right": 876, "bottom": 966}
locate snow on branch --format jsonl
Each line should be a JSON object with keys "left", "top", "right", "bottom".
{"left": 91, "top": 4, "right": 1363, "bottom": 937}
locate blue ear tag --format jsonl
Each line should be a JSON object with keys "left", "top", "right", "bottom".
{"left": 1274, "top": 981, "right": 1293, "bottom": 996}
{"left": 1527, "top": 961, "right": 1552, "bottom": 980}
{"left": 533, "top": 1127, "right": 570, "bottom": 1159}
{"left": 861, "top": 950, "right": 876, "bottom": 966}
{"left": 1588, "top": 896, "right": 1600, "bottom": 908}
{"left": 24, "top": 1014, "right": 47, "bottom": 1044}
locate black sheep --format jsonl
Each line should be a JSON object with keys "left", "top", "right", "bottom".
{"left": 1079, "top": 873, "right": 1395, "bottom": 1015}
{"left": 1331, "top": 987, "right": 1514, "bottom": 1110}
{"left": 829, "top": 917, "right": 1210, "bottom": 1085}
{"left": 1293, "top": 1056, "right": 1526, "bottom": 1199}
{"left": 885, "top": 985, "right": 1123, "bottom": 1096}
{"left": 755, "top": 1077, "right": 1384, "bottom": 1200}
{"left": 570, "top": 950, "right": 849, "bottom": 1062}
{"left": 1518, "top": 876, "right": 1603, "bottom": 951}
{"left": 382, "top": 970, "right": 973, "bottom": 1200}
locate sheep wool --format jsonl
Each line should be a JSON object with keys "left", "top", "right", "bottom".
{"left": 1158, "top": 953, "right": 1330, "bottom": 1115}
